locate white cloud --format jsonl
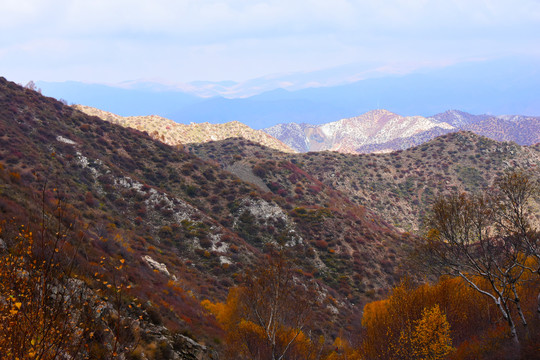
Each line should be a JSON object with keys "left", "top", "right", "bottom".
{"left": 1, "top": 0, "right": 539, "bottom": 83}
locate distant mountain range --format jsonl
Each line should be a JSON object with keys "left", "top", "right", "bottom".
{"left": 74, "top": 103, "right": 539, "bottom": 155}
{"left": 264, "top": 109, "right": 452, "bottom": 153}
{"left": 37, "top": 57, "right": 540, "bottom": 129}
{"left": 264, "top": 109, "right": 540, "bottom": 153}
{"left": 73, "top": 105, "right": 295, "bottom": 153}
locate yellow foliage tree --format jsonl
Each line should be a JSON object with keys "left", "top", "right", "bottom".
{"left": 0, "top": 195, "right": 138, "bottom": 359}
{"left": 202, "top": 254, "right": 323, "bottom": 360}
{"left": 323, "top": 336, "right": 362, "bottom": 360}
{"left": 422, "top": 169, "right": 540, "bottom": 353}
{"left": 411, "top": 305, "right": 454, "bottom": 360}
{"left": 360, "top": 277, "right": 497, "bottom": 360}
{"left": 0, "top": 224, "right": 95, "bottom": 359}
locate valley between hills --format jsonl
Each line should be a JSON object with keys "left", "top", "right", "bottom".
{"left": 1, "top": 77, "right": 539, "bottom": 359}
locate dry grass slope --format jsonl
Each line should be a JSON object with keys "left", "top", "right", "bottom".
{"left": 74, "top": 105, "right": 296, "bottom": 153}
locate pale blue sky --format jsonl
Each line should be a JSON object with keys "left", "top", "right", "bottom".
{"left": 2, "top": 0, "right": 540, "bottom": 85}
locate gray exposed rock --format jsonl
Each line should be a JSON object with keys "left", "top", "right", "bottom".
{"left": 142, "top": 255, "right": 171, "bottom": 277}
{"left": 172, "top": 333, "right": 218, "bottom": 360}
{"left": 225, "top": 161, "right": 271, "bottom": 192}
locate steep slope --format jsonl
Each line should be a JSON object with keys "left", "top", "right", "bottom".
{"left": 74, "top": 104, "right": 296, "bottom": 153}
{"left": 0, "top": 77, "right": 413, "bottom": 354}
{"left": 264, "top": 109, "right": 455, "bottom": 153}
{"left": 0, "top": 78, "right": 259, "bottom": 352}
{"left": 191, "top": 132, "right": 540, "bottom": 232}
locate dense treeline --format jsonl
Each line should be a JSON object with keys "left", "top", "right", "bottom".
{"left": 202, "top": 261, "right": 540, "bottom": 360}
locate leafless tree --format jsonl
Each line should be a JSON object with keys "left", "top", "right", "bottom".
{"left": 421, "top": 169, "right": 539, "bottom": 355}
{"left": 236, "top": 253, "right": 321, "bottom": 360}
{"left": 494, "top": 169, "right": 540, "bottom": 318}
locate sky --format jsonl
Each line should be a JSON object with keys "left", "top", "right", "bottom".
{"left": 1, "top": 0, "right": 540, "bottom": 86}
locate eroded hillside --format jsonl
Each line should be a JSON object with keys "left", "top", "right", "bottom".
{"left": 0, "top": 77, "right": 415, "bottom": 357}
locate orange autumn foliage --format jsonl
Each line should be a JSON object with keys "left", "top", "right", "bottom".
{"left": 410, "top": 305, "right": 454, "bottom": 360}
{"left": 202, "top": 255, "right": 324, "bottom": 360}
{"left": 324, "top": 337, "right": 362, "bottom": 360}
{"left": 361, "top": 277, "right": 493, "bottom": 360}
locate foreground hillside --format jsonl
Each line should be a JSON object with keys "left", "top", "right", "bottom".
{"left": 3, "top": 77, "right": 539, "bottom": 359}
{"left": 0, "top": 77, "right": 417, "bottom": 358}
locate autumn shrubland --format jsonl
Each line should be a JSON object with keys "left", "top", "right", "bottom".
{"left": 198, "top": 168, "right": 540, "bottom": 359}
{"left": 200, "top": 167, "right": 540, "bottom": 359}
{"left": 202, "top": 255, "right": 540, "bottom": 360}
{"left": 0, "top": 76, "right": 539, "bottom": 358}
{"left": 190, "top": 133, "right": 540, "bottom": 232}
{"left": 0, "top": 196, "right": 140, "bottom": 359}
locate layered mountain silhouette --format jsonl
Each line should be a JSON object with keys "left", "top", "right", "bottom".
{"left": 264, "top": 109, "right": 540, "bottom": 153}
{"left": 37, "top": 57, "right": 540, "bottom": 129}
{"left": 73, "top": 104, "right": 539, "bottom": 156}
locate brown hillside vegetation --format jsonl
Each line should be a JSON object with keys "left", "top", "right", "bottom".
{"left": 1, "top": 76, "right": 539, "bottom": 359}
{"left": 73, "top": 104, "right": 296, "bottom": 153}
{"left": 191, "top": 132, "right": 540, "bottom": 231}
{"left": 0, "top": 77, "right": 416, "bottom": 357}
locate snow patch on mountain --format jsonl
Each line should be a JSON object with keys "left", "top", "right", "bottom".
{"left": 265, "top": 109, "right": 455, "bottom": 153}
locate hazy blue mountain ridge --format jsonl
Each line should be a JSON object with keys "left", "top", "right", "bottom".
{"left": 37, "top": 57, "right": 540, "bottom": 130}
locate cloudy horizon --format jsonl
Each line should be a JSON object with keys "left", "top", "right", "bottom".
{"left": 2, "top": 0, "right": 540, "bottom": 86}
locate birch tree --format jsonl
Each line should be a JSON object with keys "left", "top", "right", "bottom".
{"left": 422, "top": 169, "right": 539, "bottom": 355}
{"left": 494, "top": 169, "right": 540, "bottom": 319}
{"left": 203, "top": 253, "right": 321, "bottom": 360}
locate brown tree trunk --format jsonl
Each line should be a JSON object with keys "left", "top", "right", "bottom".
{"left": 537, "top": 291, "right": 540, "bottom": 320}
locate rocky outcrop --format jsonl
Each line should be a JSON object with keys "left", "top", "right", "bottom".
{"left": 140, "top": 324, "right": 218, "bottom": 360}
{"left": 171, "top": 333, "right": 217, "bottom": 360}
